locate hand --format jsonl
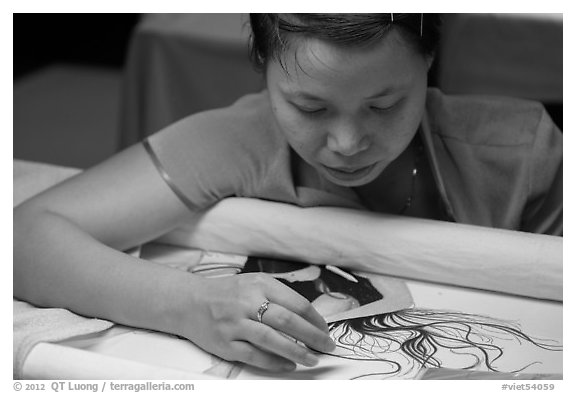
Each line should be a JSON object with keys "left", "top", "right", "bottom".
{"left": 178, "top": 273, "right": 336, "bottom": 372}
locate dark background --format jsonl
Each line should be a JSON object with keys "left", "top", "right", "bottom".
{"left": 14, "top": 13, "right": 140, "bottom": 80}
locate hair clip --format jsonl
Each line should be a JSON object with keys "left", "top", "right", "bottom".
{"left": 420, "top": 13, "right": 423, "bottom": 37}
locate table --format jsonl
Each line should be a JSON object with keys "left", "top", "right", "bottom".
{"left": 119, "top": 14, "right": 265, "bottom": 148}
{"left": 13, "top": 160, "right": 563, "bottom": 380}
{"left": 23, "top": 244, "right": 563, "bottom": 380}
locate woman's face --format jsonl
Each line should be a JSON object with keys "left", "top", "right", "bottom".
{"left": 266, "top": 30, "right": 431, "bottom": 187}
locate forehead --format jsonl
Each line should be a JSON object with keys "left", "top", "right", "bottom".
{"left": 268, "top": 30, "right": 425, "bottom": 96}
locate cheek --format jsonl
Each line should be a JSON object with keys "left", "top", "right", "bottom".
{"left": 372, "top": 94, "right": 426, "bottom": 148}
{"left": 272, "top": 104, "right": 325, "bottom": 156}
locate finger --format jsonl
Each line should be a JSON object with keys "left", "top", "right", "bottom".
{"left": 229, "top": 340, "right": 296, "bottom": 372}
{"left": 263, "top": 278, "right": 331, "bottom": 334}
{"left": 242, "top": 320, "right": 321, "bottom": 367}
{"left": 260, "top": 302, "right": 335, "bottom": 353}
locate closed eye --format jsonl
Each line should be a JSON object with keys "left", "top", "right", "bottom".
{"left": 370, "top": 105, "right": 395, "bottom": 112}
{"left": 370, "top": 98, "right": 403, "bottom": 113}
{"left": 291, "top": 102, "right": 326, "bottom": 114}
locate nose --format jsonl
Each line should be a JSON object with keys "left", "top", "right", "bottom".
{"left": 326, "top": 121, "right": 370, "bottom": 157}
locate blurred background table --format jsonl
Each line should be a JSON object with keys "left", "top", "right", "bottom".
{"left": 119, "top": 14, "right": 265, "bottom": 148}
{"left": 436, "top": 13, "right": 562, "bottom": 128}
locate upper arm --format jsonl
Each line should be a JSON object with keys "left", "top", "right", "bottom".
{"left": 14, "top": 143, "right": 196, "bottom": 250}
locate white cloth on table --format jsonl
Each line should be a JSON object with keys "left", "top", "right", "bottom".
{"left": 13, "top": 301, "right": 113, "bottom": 379}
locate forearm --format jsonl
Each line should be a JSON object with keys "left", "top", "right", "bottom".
{"left": 13, "top": 209, "right": 195, "bottom": 336}
{"left": 159, "top": 198, "right": 562, "bottom": 301}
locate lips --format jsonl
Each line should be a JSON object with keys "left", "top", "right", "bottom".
{"left": 330, "top": 166, "right": 370, "bottom": 174}
{"left": 325, "top": 162, "right": 374, "bottom": 173}
{"left": 322, "top": 162, "right": 377, "bottom": 182}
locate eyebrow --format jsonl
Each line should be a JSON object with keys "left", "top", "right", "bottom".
{"left": 366, "top": 84, "right": 409, "bottom": 99}
{"left": 281, "top": 89, "right": 325, "bottom": 102}
{"left": 280, "top": 84, "right": 407, "bottom": 102}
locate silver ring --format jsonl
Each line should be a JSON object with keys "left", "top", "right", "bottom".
{"left": 257, "top": 300, "right": 270, "bottom": 323}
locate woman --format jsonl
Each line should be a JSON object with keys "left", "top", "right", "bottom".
{"left": 13, "top": 14, "right": 562, "bottom": 372}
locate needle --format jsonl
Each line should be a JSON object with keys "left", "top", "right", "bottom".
{"left": 325, "top": 265, "right": 359, "bottom": 283}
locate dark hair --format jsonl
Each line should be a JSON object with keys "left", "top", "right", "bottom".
{"left": 243, "top": 257, "right": 383, "bottom": 305}
{"left": 325, "top": 308, "right": 562, "bottom": 378}
{"left": 249, "top": 13, "right": 441, "bottom": 72}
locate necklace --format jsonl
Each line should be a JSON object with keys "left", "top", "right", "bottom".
{"left": 398, "top": 136, "right": 424, "bottom": 215}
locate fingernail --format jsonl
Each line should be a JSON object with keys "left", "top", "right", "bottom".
{"left": 304, "top": 353, "right": 319, "bottom": 367}
{"left": 282, "top": 362, "right": 296, "bottom": 372}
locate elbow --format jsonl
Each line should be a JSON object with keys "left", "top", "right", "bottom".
{"left": 14, "top": 199, "right": 51, "bottom": 234}
{"left": 13, "top": 201, "right": 76, "bottom": 304}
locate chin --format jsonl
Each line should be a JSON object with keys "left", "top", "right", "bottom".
{"left": 326, "top": 176, "right": 374, "bottom": 188}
